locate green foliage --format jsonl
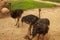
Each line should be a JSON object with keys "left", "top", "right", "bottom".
{"left": 11, "top": 0, "right": 56, "bottom": 10}
{"left": 48, "top": 0, "right": 60, "bottom": 3}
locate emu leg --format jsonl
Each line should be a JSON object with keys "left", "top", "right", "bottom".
{"left": 15, "top": 19, "right": 17, "bottom": 26}
{"left": 24, "top": 25, "right": 32, "bottom": 39}
{"left": 44, "top": 33, "right": 50, "bottom": 40}
{"left": 40, "top": 34, "right": 44, "bottom": 40}
{"left": 28, "top": 24, "right": 32, "bottom": 36}
{"left": 27, "top": 24, "right": 32, "bottom": 36}
{"left": 17, "top": 18, "right": 20, "bottom": 27}
{"left": 15, "top": 18, "right": 20, "bottom": 27}
{"left": 37, "top": 34, "right": 40, "bottom": 40}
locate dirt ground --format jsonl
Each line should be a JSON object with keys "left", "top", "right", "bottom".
{"left": 0, "top": 7, "right": 60, "bottom": 40}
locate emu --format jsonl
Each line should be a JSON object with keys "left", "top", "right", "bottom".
{"left": 25, "top": 18, "right": 50, "bottom": 40}
{"left": 31, "top": 23, "right": 49, "bottom": 40}
{"left": 10, "top": 9, "right": 24, "bottom": 27}
{"left": 21, "top": 14, "right": 39, "bottom": 35}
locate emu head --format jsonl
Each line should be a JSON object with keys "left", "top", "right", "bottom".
{"left": 21, "top": 17, "right": 29, "bottom": 26}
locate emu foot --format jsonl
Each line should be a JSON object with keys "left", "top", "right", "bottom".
{"left": 14, "top": 24, "right": 20, "bottom": 28}
{"left": 24, "top": 35, "right": 31, "bottom": 40}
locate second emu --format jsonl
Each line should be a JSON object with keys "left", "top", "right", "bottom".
{"left": 21, "top": 14, "right": 39, "bottom": 35}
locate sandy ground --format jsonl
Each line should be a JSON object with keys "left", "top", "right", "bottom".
{"left": 0, "top": 0, "right": 60, "bottom": 40}
{"left": 0, "top": 7, "right": 60, "bottom": 40}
